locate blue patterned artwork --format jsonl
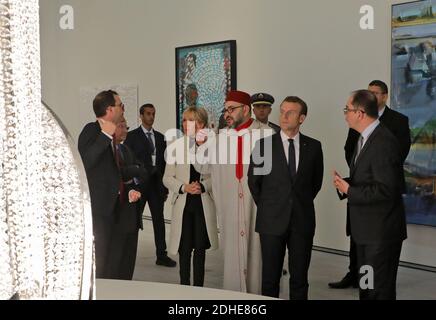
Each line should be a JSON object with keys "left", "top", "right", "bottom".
{"left": 392, "top": 0, "right": 436, "bottom": 226}
{"left": 176, "top": 40, "right": 236, "bottom": 130}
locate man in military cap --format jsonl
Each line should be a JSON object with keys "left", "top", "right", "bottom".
{"left": 251, "top": 93, "right": 280, "bottom": 132}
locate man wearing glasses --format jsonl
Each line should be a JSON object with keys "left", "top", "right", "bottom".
{"left": 329, "top": 80, "right": 410, "bottom": 290}
{"left": 78, "top": 89, "right": 126, "bottom": 278}
{"left": 333, "top": 90, "right": 407, "bottom": 300}
{"left": 195, "top": 90, "right": 272, "bottom": 294}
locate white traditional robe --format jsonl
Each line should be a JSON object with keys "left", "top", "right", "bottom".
{"left": 195, "top": 120, "right": 273, "bottom": 294}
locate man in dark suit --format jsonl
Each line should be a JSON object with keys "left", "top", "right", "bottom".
{"left": 78, "top": 90, "right": 125, "bottom": 278}
{"left": 329, "top": 80, "right": 411, "bottom": 289}
{"left": 107, "top": 117, "right": 145, "bottom": 280}
{"left": 124, "top": 103, "right": 176, "bottom": 267}
{"left": 334, "top": 90, "right": 407, "bottom": 300}
{"left": 248, "top": 96, "right": 324, "bottom": 300}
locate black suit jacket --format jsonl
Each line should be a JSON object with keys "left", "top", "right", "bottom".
{"left": 345, "top": 106, "right": 411, "bottom": 165}
{"left": 344, "top": 107, "right": 410, "bottom": 236}
{"left": 124, "top": 126, "right": 168, "bottom": 195}
{"left": 78, "top": 121, "right": 120, "bottom": 218}
{"left": 345, "top": 124, "right": 407, "bottom": 245}
{"left": 248, "top": 132, "right": 324, "bottom": 237}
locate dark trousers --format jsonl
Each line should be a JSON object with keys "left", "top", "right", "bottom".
{"left": 260, "top": 231, "right": 313, "bottom": 300}
{"left": 178, "top": 204, "right": 210, "bottom": 287}
{"left": 179, "top": 249, "right": 206, "bottom": 286}
{"left": 348, "top": 237, "right": 358, "bottom": 280}
{"left": 107, "top": 232, "right": 139, "bottom": 280}
{"left": 93, "top": 215, "right": 114, "bottom": 279}
{"left": 140, "top": 183, "right": 167, "bottom": 258}
{"left": 356, "top": 242, "right": 403, "bottom": 300}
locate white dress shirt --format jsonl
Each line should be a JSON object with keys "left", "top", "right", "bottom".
{"left": 280, "top": 130, "right": 300, "bottom": 171}
{"left": 378, "top": 106, "right": 386, "bottom": 118}
{"left": 360, "top": 119, "right": 380, "bottom": 150}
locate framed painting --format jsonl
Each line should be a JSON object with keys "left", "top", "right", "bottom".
{"left": 391, "top": 0, "right": 436, "bottom": 226}
{"left": 175, "top": 40, "right": 236, "bottom": 131}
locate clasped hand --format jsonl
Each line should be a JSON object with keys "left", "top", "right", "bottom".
{"left": 184, "top": 181, "right": 202, "bottom": 195}
{"left": 128, "top": 190, "right": 141, "bottom": 203}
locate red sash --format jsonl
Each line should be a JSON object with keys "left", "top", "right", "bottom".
{"left": 235, "top": 119, "right": 253, "bottom": 180}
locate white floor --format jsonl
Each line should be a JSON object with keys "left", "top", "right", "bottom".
{"left": 132, "top": 218, "right": 436, "bottom": 300}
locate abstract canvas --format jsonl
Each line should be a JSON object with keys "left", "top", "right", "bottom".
{"left": 176, "top": 40, "right": 236, "bottom": 131}
{"left": 391, "top": 0, "right": 436, "bottom": 226}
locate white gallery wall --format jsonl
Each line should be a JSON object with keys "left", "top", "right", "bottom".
{"left": 39, "top": 0, "right": 436, "bottom": 268}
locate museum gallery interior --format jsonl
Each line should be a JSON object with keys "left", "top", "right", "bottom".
{"left": 0, "top": 0, "right": 435, "bottom": 300}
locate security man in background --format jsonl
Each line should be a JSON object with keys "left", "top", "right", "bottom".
{"left": 251, "top": 92, "right": 280, "bottom": 132}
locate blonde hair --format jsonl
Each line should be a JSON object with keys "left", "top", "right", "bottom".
{"left": 183, "top": 106, "right": 208, "bottom": 127}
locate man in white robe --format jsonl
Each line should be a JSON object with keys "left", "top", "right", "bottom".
{"left": 195, "top": 91, "right": 273, "bottom": 294}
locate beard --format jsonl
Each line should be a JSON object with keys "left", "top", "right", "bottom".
{"left": 227, "top": 116, "right": 245, "bottom": 129}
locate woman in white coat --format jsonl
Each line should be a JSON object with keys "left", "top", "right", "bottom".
{"left": 163, "top": 106, "right": 218, "bottom": 286}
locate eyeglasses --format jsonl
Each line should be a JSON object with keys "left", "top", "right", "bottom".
{"left": 343, "top": 107, "right": 365, "bottom": 114}
{"left": 222, "top": 105, "right": 244, "bottom": 114}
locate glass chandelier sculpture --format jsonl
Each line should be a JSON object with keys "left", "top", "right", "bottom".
{"left": 0, "top": 0, "right": 95, "bottom": 299}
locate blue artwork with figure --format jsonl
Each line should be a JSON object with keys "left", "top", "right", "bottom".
{"left": 391, "top": 0, "right": 436, "bottom": 226}
{"left": 176, "top": 40, "right": 236, "bottom": 131}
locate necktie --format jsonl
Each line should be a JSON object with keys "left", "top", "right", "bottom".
{"left": 234, "top": 118, "right": 254, "bottom": 181}
{"left": 354, "top": 135, "right": 364, "bottom": 164}
{"left": 113, "top": 142, "right": 125, "bottom": 204}
{"left": 146, "top": 132, "right": 155, "bottom": 153}
{"left": 288, "top": 138, "right": 296, "bottom": 180}
{"left": 146, "top": 132, "right": 156, "bottom": 166}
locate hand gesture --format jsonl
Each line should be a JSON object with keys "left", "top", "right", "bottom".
{"left": 333, "top": 170, "right": 349, "bottom": 195}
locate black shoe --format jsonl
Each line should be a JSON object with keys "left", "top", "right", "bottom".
{"left": 328, "top": 273, "right": 358, "bottom": 289}
{"left": 156, "top": 255, "right": 177, "bottom": 267}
